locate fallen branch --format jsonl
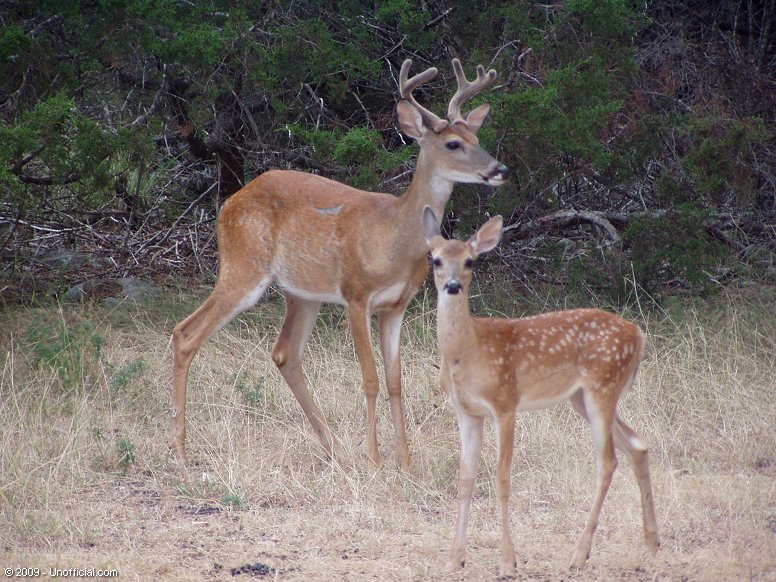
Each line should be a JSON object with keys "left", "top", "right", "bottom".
{"left": 504, "top": 209, "right": 621, "bottom": 243}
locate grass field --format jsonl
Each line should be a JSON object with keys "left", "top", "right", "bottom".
{"left": 1, "top": 285, "right": 775, "bottom": 581}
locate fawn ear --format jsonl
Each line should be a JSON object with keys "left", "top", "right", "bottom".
{"left": 422, "top": 206, "right": 442, "bottom": 247}
{"left": 469, "top": 215, "right": 503, "bottom": 256}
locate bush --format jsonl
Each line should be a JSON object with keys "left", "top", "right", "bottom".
{"left": 25, "top": 314, "right": 104, "bottom": 393}
{"left": 624, "top": 205, "right": 733, "bottom": 295}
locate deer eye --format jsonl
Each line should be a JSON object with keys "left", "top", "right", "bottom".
{"left": 464, "top": 258, "right": 474, "bottom": 269}
{"left": 432, "top": 257, "right": 442, "bottom": 268}
{"left": 445, "top": 141, "right": 461, "bottom": 151}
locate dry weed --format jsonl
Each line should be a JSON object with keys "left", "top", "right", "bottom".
{"left": 1, "top": 288, "right": 774, "bottom": 580}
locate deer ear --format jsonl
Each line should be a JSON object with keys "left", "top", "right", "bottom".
{"left": 397, "top": 100, "right": 425, "bottom": 139}
{"left": 469, "top": 215, "right": 503, "bottom": 256}
{"left": 422, "top": 206, "right": 442, "bottom": 246}
{"left": 464, "top": 103, "right": 491, "bottom": 133}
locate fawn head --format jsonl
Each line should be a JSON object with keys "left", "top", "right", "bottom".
{"left": 423, "top": 207, "right": 503, "bottom": 296}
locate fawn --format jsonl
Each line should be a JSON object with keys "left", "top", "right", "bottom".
{"left": 423, "top": 207, "right": 659, "bottom": 575}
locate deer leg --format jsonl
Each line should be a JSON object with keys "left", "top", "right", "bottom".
{"left": 570, "top": 390, "right": 618, "bottom": 570}
{"left": 378, "top": 307, "right": 410, "bottom": 471}
{"left": 613, "top": 414, "right": 659, "bottom": 554}
{"left": 347, "top": 301, "right": 381, "bottom": 465}
{"left": 494, "top": 411, "right": 517, "bottom": 577}
{"left": 172, "top": 276, "right": 271, "bottom": 461}
{"left": 573, "top": 392, "right": 660, "bottom": 557}
{"left": 272, "top": 296, "right": 337, "bottom": 457}
{"left": 447, "top": 411, "right": 484, "bottom": 573}
{"left": 569, "top": 390, "right": 589, "bottom": 422}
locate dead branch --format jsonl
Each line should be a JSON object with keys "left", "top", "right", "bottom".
{"left": 503, "top": 209, "right": 621, "bottom": 243}
{"left": 423, "top": 8, "right": 455, "bottom": 31}
{"left": 130, "top": 66, "right": 169, "bottom": 127}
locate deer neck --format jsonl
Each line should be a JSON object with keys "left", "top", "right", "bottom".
{"left": 435, "top": 290, "right": 477, "bottom": 357}
{"left": 397, "top": 149, "right": 455, "bottom": 248}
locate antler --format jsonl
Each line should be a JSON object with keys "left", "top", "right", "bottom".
{"left": 447, "top": 58, "right": 497, "bottom": 125}
{"left": 399, "top": 59, "right": 448, "bottom": 132}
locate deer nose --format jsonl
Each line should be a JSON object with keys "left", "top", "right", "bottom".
{"left": 495, "top": 164, "right": 509, "bottom": 180}
{"left": 444, "top": 279, "right": 463, "bottom": 294}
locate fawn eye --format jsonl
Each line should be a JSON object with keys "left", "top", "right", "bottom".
{"left": 445, "top": 141, "right": 461, "bottom": 151}
{"left": 464, "top": 258, "right": 474, "bottom": 268}
{"left": 432, "top": 257, "right": 442, "bottom": 268}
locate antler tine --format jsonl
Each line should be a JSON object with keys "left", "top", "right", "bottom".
{"left": 447, "top": 58, "right": 497, "bottom": 125}
{"left": 399, "top": 59, "right": 448, "bottom": 132}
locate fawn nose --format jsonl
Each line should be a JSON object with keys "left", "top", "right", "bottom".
{"left": 444, "top": 279, "right": 462, "bottom": 294}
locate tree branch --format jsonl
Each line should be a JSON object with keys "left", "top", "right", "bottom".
{"left": 12, "top": 170, "right": 81, "bottom": 186}
{"left": 130, "top": 66, "right": 169, "bottom": 127}
{"left": 423, "top": 8, "right": 455, "bottom": 31}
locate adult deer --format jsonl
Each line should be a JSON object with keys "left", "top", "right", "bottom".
{"left": 423, "top": 207, "right": 659, "bottom": 576}
{"left": 171, "top": 59, "right": 509, "bottom": 470}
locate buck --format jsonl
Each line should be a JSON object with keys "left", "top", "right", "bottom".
{"left": 422, "top": 207, "right": 659, "bottom": 575}
{"left": 171, "top": 59, "right": 509, "bottom": 470}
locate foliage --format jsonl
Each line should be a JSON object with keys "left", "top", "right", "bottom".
{"left": 116, "top": 438, "right": 136, "bottom": 473}
{"left": 112, "top": 358, "right": 146, "bottom": 391}
{"left": 683, "top": 115, "right": 769, "bottom": 203}
{"left": 0, "top": 0, "right": 774, "bottom": 302}
{"left": 566, "top": 0, "right": 650, "bottom": 42}
{"left": 25, "top": 314, "right": 104, "bottom": 391}
{"left": 292, "top": 124, "right": 413, "bottom": 189}
{"left": 232, "top": 371, "right": 280, "bottom": 415}
{"left": 490, "top": 60, "right": 626, "bottom": 199}
{"left": 1, "top": 95, "right": 152, "bottom": 200}
{"left": 624, "top": 206, "right": 733, "bottom": 295}
{"left": 221, "top": 493, "right": 245, "bottom": 509}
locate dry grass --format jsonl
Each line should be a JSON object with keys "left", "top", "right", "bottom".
{"left": 1, "top": 286, "right": 775, "bottom": 581}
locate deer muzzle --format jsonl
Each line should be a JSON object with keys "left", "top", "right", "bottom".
{"left": 483, "top": 163, "right": 509, "bottom": 185}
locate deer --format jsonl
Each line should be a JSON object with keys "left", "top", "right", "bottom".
{"left": 170, "top": 58, "right": 509, "bottom": 471}
{"left": 422, "top": 207, "right": 659, "bottom": 576}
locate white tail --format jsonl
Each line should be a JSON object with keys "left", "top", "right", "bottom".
{"left": 423, "top": 207, "right": 659, "bottom": 575}
{"left": 171, "top": 59, "right": 508, "bottom": 470}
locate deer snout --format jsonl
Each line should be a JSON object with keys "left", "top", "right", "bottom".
{"left": 493, "top": 163, "right": 509, "bottom": 180}
{"left": 444, "top": 279, "right": 463, "bottom": 294}
{"left": 482, "top": 163, "right": 509, "bottom": 185}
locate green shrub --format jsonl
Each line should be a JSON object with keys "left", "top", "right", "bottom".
{"left": 222, "top": 493, "right": 245, "bottom": 509}
{"left": 116, "top": 438, "right": 136, "bottom": 473}
{"left": 26, "top": 315, "right": 104, "bottom": 392}
{"left": 684, "top": 115, "right": 768, "bottom": 204}
{"left": 232, "top": 371, "right": 279, "bottom": 414}
{"left": 112, "top": 359, "right": 146, "bottom": 391}
{"left": 624, "top": 205, "right": 733, "bottom": 295}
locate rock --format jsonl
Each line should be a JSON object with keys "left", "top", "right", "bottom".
{"left": 63, "top": 278, "right": 119, "bottom": 302}
{"left": 64, "top": 277, "right": 159, "bottom": 306}
{"left": 41, "top": 250, "right": 103, "bottom": 272}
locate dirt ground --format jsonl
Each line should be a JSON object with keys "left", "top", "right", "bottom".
{"left": 5, "top": 436, "right": 776, "bottom": 581}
